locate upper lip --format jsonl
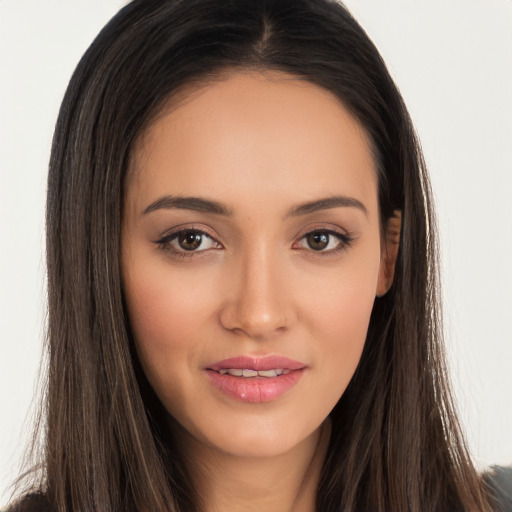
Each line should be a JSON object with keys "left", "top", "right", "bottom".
{"left": 206, "top": 355, "right": 307, "bottom": 372}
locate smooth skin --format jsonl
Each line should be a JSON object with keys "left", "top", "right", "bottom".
{"left": 122, "top": 70, "right": 400, "bottom": 512}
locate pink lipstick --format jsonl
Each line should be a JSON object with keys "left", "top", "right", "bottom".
{"left": 205, "top": 355, "right": 307, "bottom": 403}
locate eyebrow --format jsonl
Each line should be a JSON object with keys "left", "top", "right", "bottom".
{"left": 286, "top": 195, "right": 367, "bottom": 217}
{"left": 143, "top": 195, "right": 232, "bottom": 216}
{"left": 142, "top": 194, "right": 367, "bottom": 217}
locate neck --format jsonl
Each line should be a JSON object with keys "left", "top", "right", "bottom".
{"left": 177, "top": 419, "right": 331, "bottom": 512}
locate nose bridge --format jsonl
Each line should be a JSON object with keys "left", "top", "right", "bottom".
{"left": 220, "top": 241, "right": 290, "bottom": 338}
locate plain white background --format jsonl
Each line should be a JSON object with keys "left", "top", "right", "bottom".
{"left": 1, "top": 0, "right": 511, "bottom": 506}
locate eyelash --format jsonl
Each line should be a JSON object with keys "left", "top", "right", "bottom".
{"left": 155, "top": 228, "right": 222, "bottom": 259}
{"left": 293, "top": 228, "right": 355, "bottom": 254}
{"left": 155, "top": 226, "right": 354, "bottom": 259}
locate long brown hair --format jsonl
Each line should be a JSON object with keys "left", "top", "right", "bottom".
{"left": 14, "top": 0, "right": 493, "bottom": 510}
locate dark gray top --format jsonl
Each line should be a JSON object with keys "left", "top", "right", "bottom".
{"left": 6, "top": 465, "right": 512, "bottom": 511}
{"left": 485, "top": 465, "right": 512, "bottom": 512}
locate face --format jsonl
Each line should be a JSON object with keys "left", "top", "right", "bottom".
{"left": 122, "top": 71, "right": 395, "bottom": 460}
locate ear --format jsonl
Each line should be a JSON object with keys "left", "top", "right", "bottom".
{"left": 376, "top": 210, "right": 401, "bottom": 297}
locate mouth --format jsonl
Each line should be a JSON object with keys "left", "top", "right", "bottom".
{"left": 215, "top": 368, "right": 291, "bottom": 377}
{"left": 205, "top": 355, "right": 307, "bottom": 403}
{"left": 206, "top": 355, "right": 306, "bottom": 373}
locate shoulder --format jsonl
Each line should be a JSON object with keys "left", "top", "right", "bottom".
{"left": 4, "top": 493, "right": 55, "bottom": 512}
{"left": 483, "top": 465, "right": 512, "bottom": 512}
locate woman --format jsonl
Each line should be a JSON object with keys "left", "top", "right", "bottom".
{"left": 7, "top": 0, "right": 508, "bottom": 510}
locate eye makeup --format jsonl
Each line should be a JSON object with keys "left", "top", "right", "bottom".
{"left": 154, "top": 223, "right": 356, "bottom": 261}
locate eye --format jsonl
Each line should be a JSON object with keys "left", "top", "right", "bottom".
{"left": 175, "top": 231, "right": 211, "bottom": 251}
{"left": 156, "top": 229, "right": 221, "bottom": 255}
{"left": 295, "top": 229, "right": 353, "bottom": 253}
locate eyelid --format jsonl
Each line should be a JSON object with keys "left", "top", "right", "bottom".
{"left": 154, "top": 225, "right": 223, "bottom": 257}
{"left": 153, "top": 223, "right": 354, "bottom": 259}
{"left": 293, "top": 223, "right": 349, "bottom": 240}
{"left": 292, "top": 224, "right": 355, "bottom": 253}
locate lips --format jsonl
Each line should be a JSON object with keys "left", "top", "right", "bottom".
{"left": 207, "top": 355, "right": 306, "bottom": 372}
{"left": 217, "top": 368, "right": 290, "bottom": 377}
{"left": 205, "top": 355, "right": 307, "bottom": 403}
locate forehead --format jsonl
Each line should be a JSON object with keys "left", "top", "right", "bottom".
{"left": 128, "top": 70, "right": 378, "bottom": 215}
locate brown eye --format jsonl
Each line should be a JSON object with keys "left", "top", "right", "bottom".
{"left": 307, "top": 232, "right": 329, "bottom": 250}
{"left": 178, "top": 231, "right": 204, "bottom": 250}
{"left": 156, "top": 228, "right": 221, "bottom": 256}
{"left": 294, "top": 229, "right": 353, "bottom": 254}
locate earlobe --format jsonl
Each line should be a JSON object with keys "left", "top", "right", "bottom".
{"left": 376, "top": 210, "right": 401, "bottom": 297}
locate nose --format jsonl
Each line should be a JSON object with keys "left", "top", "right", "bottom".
{"left": 219, "top": 246, "right": 293, "bottom": 340}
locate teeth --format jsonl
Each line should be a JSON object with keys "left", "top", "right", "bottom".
{"left": 257, "top": 369, "right": 277, "bottom": 377}
{"left": 218, "top": 368, "right": 287, "bottom": 378}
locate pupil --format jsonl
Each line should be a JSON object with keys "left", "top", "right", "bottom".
{"left": 308, "top": 232, "right": 328, "bottom": 250}
{"left": 179, "top": 231, "right": 202, "bottom": 250}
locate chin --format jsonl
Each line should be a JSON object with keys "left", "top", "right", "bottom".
{"left": 178, "top": 409, "right": 323, "bottom": 460}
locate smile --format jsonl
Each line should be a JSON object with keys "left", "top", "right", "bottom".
{"left": 205, "top": 356, "right": 307, "bottom": 403}
{"left": 216, "top": 368, "right": 291, "bottom": 377}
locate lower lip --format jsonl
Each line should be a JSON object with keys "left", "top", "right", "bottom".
{"left": 205, "top": 369, "right": 305, "bottom": 403}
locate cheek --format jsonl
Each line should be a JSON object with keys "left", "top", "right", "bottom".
{"left": 318, "top": 269, "right": 377, "bottom": 343}
{"left": 320, "top": 284, "right": 374, "bottom": 378}
{"left": 298, "top": 250, "right": 381, "bottom": 396}
{"left": 122, "top": 259, "right": 216, "bottom": 391}
{"left": 126, "top": 276, "right": 195, "bottom": 351}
